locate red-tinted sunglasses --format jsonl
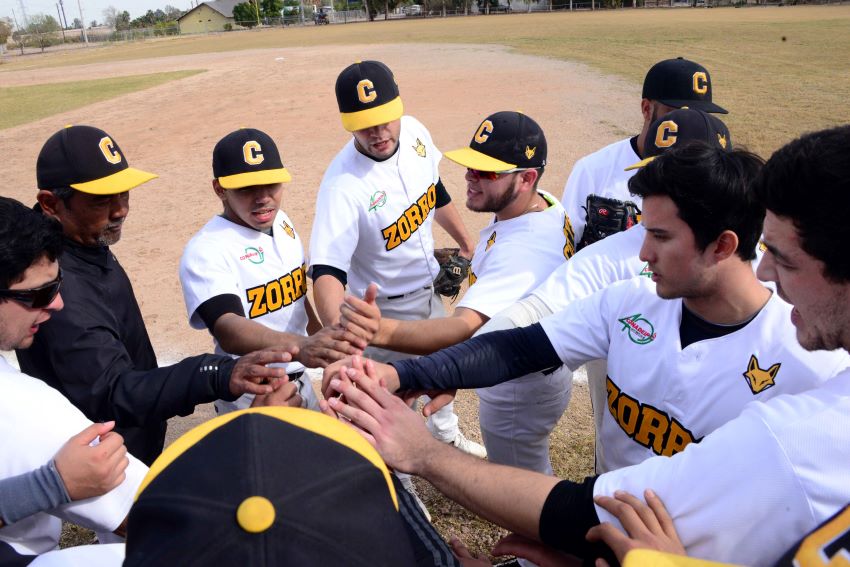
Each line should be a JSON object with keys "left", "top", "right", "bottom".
{"left": 466, "top": 167, "right": 532, "bottom": 181}
{"left": 0, "top": 269, "right": 62, "bottom": 308}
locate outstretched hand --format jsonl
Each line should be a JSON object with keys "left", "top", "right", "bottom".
{"left": 298, "top": 324, "right": 364, "bottom": 368}
{"left": 229, "top": 347, "right": 296, "bottom": 397}
{"left": 340, "top": 283, "right": 381, "bottom": 344}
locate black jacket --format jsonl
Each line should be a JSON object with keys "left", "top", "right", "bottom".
{"left": 17, "top": 238, "right": 237, "bottom": 466}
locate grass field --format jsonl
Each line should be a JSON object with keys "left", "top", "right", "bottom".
{"left": 3, "top": 5, "right": 850, "bottom": 152}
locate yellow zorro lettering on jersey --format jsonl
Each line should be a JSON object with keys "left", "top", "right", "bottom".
{"left": 485, "top": 231, "right": 496, "bottom": 251}
{"left": 743, "top": 355, "right": 780, "bottom": 394}
{"left": 381, "top": 184, "right": 437, "bottom": 251}
{"left": 792, "top": 504, "right": 850, "bottom": 566}
{"left": 245, "top": 263, "right": 307, "bottom": 319}
{"left": 606, "top": 376, "right": 697, "bottom": 457}
{"left": 563, "top": 214, "right": 575, "bottom": 260}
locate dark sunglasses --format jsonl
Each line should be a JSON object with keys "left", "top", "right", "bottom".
{"left": 0, "top": 269, "right": 62, "bottom": 308}
{"left": 466, "top": 167, "right": 533, "bottom": 181}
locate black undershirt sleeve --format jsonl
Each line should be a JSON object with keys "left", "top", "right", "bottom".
{"left": 195, "top": 294, "right": 245, "bottom": 331}
{"left": 312, "top": 264, "right": 348, "bottom": 287}
{"left": 434, "top": 178, "right": 452, "bottom": 208}
{"left": 391, "top": 323, "right": 563, "bottom": 390}
{"left": 540, "top": 476, "right": 617, "bottom": 565}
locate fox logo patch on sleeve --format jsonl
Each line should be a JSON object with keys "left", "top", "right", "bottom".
{"left": 280, "top": 220, "right": 295, "bottom": 239}
{"left": 743, "top": 355, "right": 780, "bottom": 394}
{"left": 485, "top": 231, "right": 497, "bottom": 251}
{"left": 413, "top": 138, "right": 427, "bottom": 158}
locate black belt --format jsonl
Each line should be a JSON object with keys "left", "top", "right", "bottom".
{"left": 386, "top": 286, "right": 432, "bottom": 300}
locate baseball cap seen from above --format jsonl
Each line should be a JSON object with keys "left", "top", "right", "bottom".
{"left": 124, "top": 407, "right": 416, "bottom": 567}
{"left": 626, "top": 108, "right": 732, "bottom": 170}
{"left": 36, "top": 125, "right": 158, "bottom": 195}
{"left": 336, "top": 60, "right": 404, "bottom": 132}
{"left": 642, "top": 57, "right": 727, "bottom": 114}
{"left": 445, "top": 111, "right": 547, "bottom": 172}
{"left": 213, "top": 128, "right": 292, "bottom": 189}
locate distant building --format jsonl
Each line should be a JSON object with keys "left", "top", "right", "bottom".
{"left": 177, "top": 0, "right": 240, "bottom": 33}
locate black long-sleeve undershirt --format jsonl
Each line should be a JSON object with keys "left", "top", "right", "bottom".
{"left": 391, "top": 323, "right": 563, "bottom": 391}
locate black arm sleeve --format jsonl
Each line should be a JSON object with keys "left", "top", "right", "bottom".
{"left": 195, "top": 293, "right": 245, "bottom": 331}
{"left": 539, "top": 477, "right": 616, "bottom": 565}
{"left": 391, "top": 323, "right": 562, "bottom": 390}
{"left": 434, "top": 178, "right": 452, "bottom": 208}
{"left": 312, "top": 264, "right": 348, "bottom": 287}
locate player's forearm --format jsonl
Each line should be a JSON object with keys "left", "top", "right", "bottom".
{"left": 214, "top": 313, "right": 305, "bottom": 356}
{"left": 374, "top": 315, "right": 478, "bottom": 355}
{"left": 391, "top": 323, "right": 563, "bottom": 390}
{"left": 313, "top": 275, "right": 346, "bottom": 327}
{"left": 435, "top": 203, "right": 475, "bottom": 258}
{"left": 417, "top": 440, "right": 558, "bottom": 539}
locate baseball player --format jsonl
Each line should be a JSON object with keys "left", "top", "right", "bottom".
{"left": 325, "top": 125, "right": 850, "bottom": 566}
{"left": 309, "top": 60, "right": 483, "bottom": 457}
{"left": 179, "top": 128, "right": 363, "bottom": 413}
{"left": 335, "top": 110, "right": 576, "bottom": 475}
{"left": 564, "top": 57, "right": 727, "bottom": 250}
{"left": 332, "top": 142, "right": 849, "bottom": 473}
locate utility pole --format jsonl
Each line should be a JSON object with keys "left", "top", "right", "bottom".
{"left": 56, "top": 4, "right": 66, "bottom": 40}
{"left": 76, "top": 0, "right": 88, "bottom": 43}
{"left": 59, "top": 0, "right": 69, "bottom": 28}
{"left": 17, "top": 0, "right": 29, "bottom": 28}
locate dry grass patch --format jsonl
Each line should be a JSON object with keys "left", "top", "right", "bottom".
{"left": 0, "top": 69, "right": 204, "bottom": 130}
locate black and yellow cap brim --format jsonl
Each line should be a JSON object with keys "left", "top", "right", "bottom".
{"left": 444, "top": 146, "right": 517, "bottom": 172}
{"left": 217, "top": 167, "right": 292, "bottom": 190}
{"left": 624, "top": 156, "right": 658, "bottom": 171}
{"left": 70, "top": 167, "right": 158, "bottom": 195}
{"left": 341, "top": 96, "right": 403, "bottom": 132}
{"left": 624, "top": 550, "right": 736, "bottom": 567}
{"left": 135, "top": 407, "right": 398, "bottom": 510}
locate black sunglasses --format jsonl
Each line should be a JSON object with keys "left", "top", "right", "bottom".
{"left": 0, "top": 269, "right": 62, "bottom": 309}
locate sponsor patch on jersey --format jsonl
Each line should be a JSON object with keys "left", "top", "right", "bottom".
{"left": 639, "top": 263, "right": 653, "bottom": 278}
{"left": 369, "top": 190, "right": 388, "bottom": 212}
{"left": 280, "top": 220, "right": 295, "bottom": 239}
{"left": 485, "top": 231, "right": 496, "bottom": 252}
{"left": 743, "top": 354, "right": 780, "bottom": 394}
{"left": 240, "top": 246, "right": 265, "bottom": 264}
{"left": 607, "top": 376, "right": 697, "bottom": 457}
{"left": 618, "top": 313, "right": 657, "bottom": 345}
{"left": 413, "top": 138, "right": 427, "bottom": 158}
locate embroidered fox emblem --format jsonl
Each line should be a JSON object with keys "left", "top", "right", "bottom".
{"left": 743, "top": 355, "right": 780, "bottom": 394}
{"left": 413, "top": 138, "right": 426, "bottom": 158}
{"left": 485, "top": 231, "right": 496, "bottom": 251}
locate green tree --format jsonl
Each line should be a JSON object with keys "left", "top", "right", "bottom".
{"left": 26, "top": 14, "right": 60, "bottom": 52}
{"left": 163, "top": 4, "right": 184, "bottom": 20}
{"left": 0, "top": 18, "right": 12, "bottom": 46}
{"left": 261, "top": 0, "right": 283, "bottom": 18}
{"left": 233, "top": 1, "right": 260, "bottom": 26}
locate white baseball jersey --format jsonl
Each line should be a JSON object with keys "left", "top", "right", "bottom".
{"left": 457, "top": 191, "right": 574, "bottom": 318}
{"left": 539, "top": 276, "right": 850, "bottom": 472}
{"left": 561, "top": 137, "right": 640, "bottom": 245}
{"left": 309, "top": 116, "right": 442, "bottom": 299}
{"left": 594, "top": 369, "right": 850, "bottom": 566}
{"left": 0, "top": 356, "right": 147, "bottom": 556}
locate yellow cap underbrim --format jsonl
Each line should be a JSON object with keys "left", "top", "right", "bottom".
{"left": 218, "top": 167, "right": 292, "bottom": 189}
{"left": 624, "top": 550, "right": 738, "bottom": 567}
{"left": 341, "top": 97, "right": 403, "bottom": 132}
{"left": 624, "top": 155, "right": 658, "bottom": 171}
{"left": 70, "top": 167, "right": 158, "bottom": 195}
{"left": 444, "top": 147, "right": 516, "bottom": 172}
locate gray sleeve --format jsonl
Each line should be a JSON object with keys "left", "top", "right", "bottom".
{"left": 0, "top": 460, "right": 71, "bottom": 524}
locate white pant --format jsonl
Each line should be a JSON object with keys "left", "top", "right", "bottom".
{"left": 364, "top": 286, "right": 459, "bottom": 442}
{"left": 474, "top": 296, "right": 572, "bottom": 475}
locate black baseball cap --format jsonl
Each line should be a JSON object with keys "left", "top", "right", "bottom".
{"left": 626, "top": 108, "right": 732, "bottom": 170}
{"left": 335, "top": 60, "right": 404, "bottom": 132}
{"left": 213, "top": 128, "right": 291, "bottom": 189}
{"left": 642, "top": 57, "right": 727, "bottom": 114}
{"left": 125, "top": 407, "right": 416, "bottom": 566}
{"left": 36, "top": 125, "right": 157, "bottom": 195}
{"left": 445, "top": 111, "right": 547, "bottom": 172}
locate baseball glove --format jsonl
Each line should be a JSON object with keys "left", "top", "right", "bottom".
{"left": 433, "top": 248, "right": 470, "bottom": 301}
{"left": 578, "top": 194, "right": 641, "bottom": 250}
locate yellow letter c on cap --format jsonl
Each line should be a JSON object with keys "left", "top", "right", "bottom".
{"left": 692, "top": 71, "right": 708, "bottom": 95}
{"left": 243, "top": 141, "right": 264, "bottom": 165}
{"left": 98, "top": 137, "right": 122, "bottom": 164}
{"left": 474, "top": 120, "right": 494, "bottom": 144}
{"left": 357, "top": 79, "right": 377, "bottom": 103}
{"left": 655, "top": 120, "right": 679, "bottom": 148}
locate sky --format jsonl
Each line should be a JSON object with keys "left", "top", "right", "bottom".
{"left": 1, "top": 0, "right": 192, "bottom": 27}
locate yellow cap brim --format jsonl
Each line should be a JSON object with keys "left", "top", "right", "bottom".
{"left": 70, "top": 167, "right": 158, "bottom": 195}
{"left": 444, "top": 147, "right": 517, "bottom": 172}
{"left": 624, "top": 156, "right": 657, "bottom": 171}
{"left": 624, "top": 550, "right": 737, "bottom": 567}
{"left": 218, "top": 167, "right": 292, "bottom": 189}
{"left": 341, "top": 97, "right": 403, "bottom": 132}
